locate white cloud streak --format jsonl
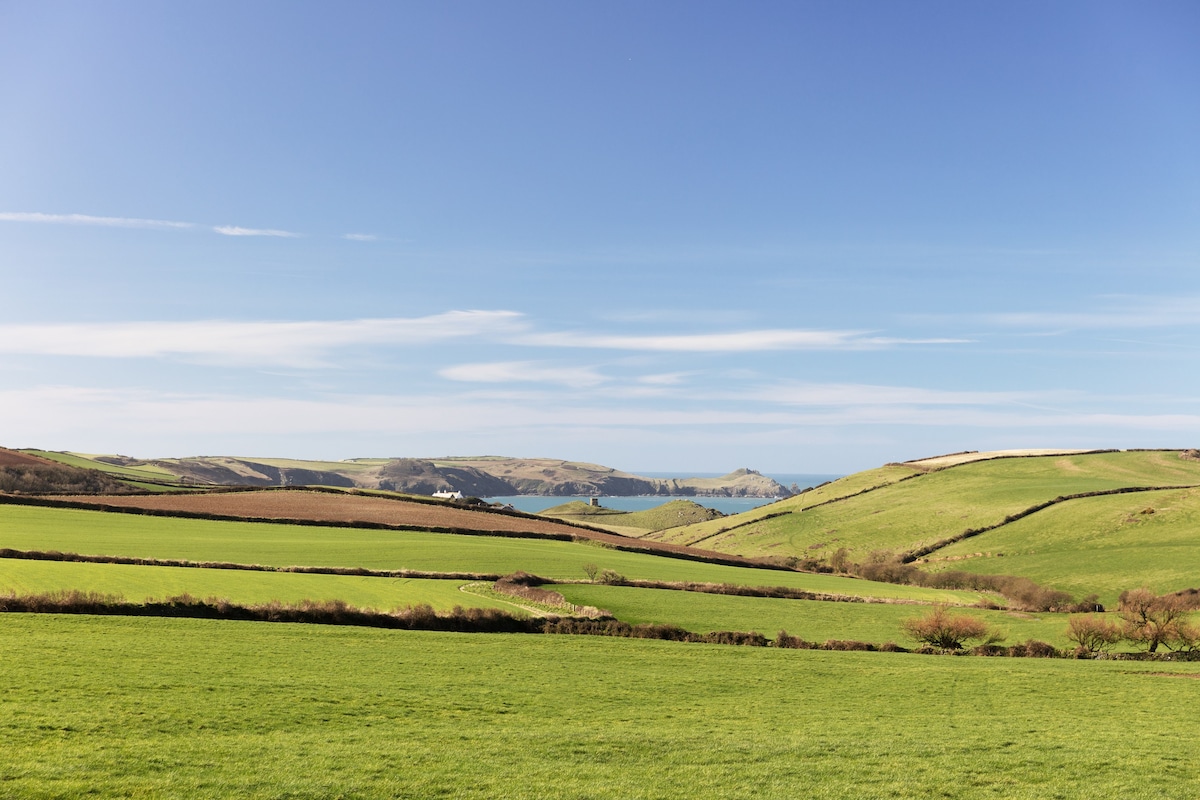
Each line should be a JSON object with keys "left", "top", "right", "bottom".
{"left": 518, "top": 329, "right": 968, "bottom": 352}
{"left": 0, "top": 311, "right": 526, "bottom": 367}
{"left": 439, "top": 361, "right": 607, "bottom": 388}
{"left": 4, "top": 385, "right": 1198, "bottom": 443}
{"left": 342, "top": 233, "right": 378, "bottom": 241}
{"left": 0, "top": 211, "right": 194, "bottom": 230}
{"left": 213, "top": 225, "right": 301, "bottom": 238}
{"left": 0, "top": 211, "right": 301, "bottom": 238}
{"left": 924, "top": 296, "right": 1200, "bottom": 332}
{"left": 752, "top": 383, "right": 1037, "bottom": 407}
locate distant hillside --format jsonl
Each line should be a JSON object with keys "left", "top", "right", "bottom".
{"left": 0, "top": 447, "right": 140, "bottom": 495}
{"left": 645, "top": 448, "right": 1200, "bottom": 604}
{"left": 18, "top": 451, "right": 790, "bottom": 498}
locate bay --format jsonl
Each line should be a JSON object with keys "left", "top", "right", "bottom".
{"left": 486, "top": 474, "right": 842, "bottom": 515}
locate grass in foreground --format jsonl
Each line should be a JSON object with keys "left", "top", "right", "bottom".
{"left": 3, "top": 614, "right": 1199, "bottom": 798}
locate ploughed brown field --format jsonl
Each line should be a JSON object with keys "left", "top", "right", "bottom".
{"left": 45, "top": 490, "right": 770, "bottom": 566}
{"left": 0, "top": 448, "right": 57, "bottom": 468}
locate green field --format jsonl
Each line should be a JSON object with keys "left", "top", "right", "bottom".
{"left": 0, "top": 559, "right": 511, "bottom": 612}
{"left": 554, "top": 583, "right": 1073, "bottom": 646}
{"left": 3, "top": 614, "right": 1199, "bottom": 799}
{"left": 652, "top": 451, "right": 1200, "bottom": 567}
{"left": 21, "top": 449, "right": 185, "bottom": 484}
{"left": 0, "top": 504, "right": 987, "bottom": 604}
{"left": 6, "top": 450, "right": 1200, "bottom": 797}
{"left": 925, "top": 486, "right": 1200, "bottom": 606}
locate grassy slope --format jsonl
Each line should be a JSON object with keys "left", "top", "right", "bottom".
{"left": 0, "top": 560, "right": 511, "bottom": 612}
{"left": 4, "top": 615, "right": 1199, "bottom": 799}
{"left": 652, "top": 452, "right": 1200, "bottom": 563}
{"left": 649, "top": 463, "right": 922, "bottom": 546}
{"left": 21, "top": 450, "right": 182, "bottom": 482}
{"left": 0, "top": 504, "right": 985, "bottom": 604}
{"left": 924, "top": 486, "right": 1200, "bottom": 606}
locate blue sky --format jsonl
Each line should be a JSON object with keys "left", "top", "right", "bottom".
{"left": 2, "top": 1, "right": 1198, "bottom": 474}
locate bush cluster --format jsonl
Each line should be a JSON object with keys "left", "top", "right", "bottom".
{"left": 0, "top": 465, "right": 136, "bottom": 495}
{"left": 493, "top": 572, "right": 568, "bottom": 606}
{"left": 842, "top": 551, "right": 1100, "bottom": 612}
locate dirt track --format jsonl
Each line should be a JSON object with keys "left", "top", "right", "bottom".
{"left": 45, "top": 489, "right": 782, "bottom": 569}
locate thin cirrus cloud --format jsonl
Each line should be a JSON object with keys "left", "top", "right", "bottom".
{"left": 517, "top": 329, "right": 969, "bottom": 352}
{"left": 0, "top": 211, "right": 299, "bottom": 238}
{"left": 0, "top": 311, "right": 526, "bottom": 367}
{"left": 7, "top": 385, "right": 1200, "bottom": 443}
{"left": 916, "top": 296, "right": 1200, "bottom": 332}
{"left": 212, "top": 225, "right": 300, "bottom": 238}
{"left": 439, "top": 361, "right": 607, "bottom": 388}
{"left": 751, "top": 383, "right": 1038, "bottom": 407}
{"left": 0, "top": 211, "right": 195, "bottom": 230}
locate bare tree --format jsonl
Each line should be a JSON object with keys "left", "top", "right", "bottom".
{"left": 1118, "top": 588, "right": 1187, "bottom": 653}
{"left": 1065, "top": 614, "right": 1124, "bottom": 655}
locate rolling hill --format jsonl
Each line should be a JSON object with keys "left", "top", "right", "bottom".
{"left": 646, "top": 449, "right": 1200, "bottom": 603}
{"left": 19, "top": 450, "right": 790, "bottom": 497}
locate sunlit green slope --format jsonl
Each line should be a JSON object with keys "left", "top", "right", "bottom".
{"left": 647, "top": 451, "right": 1200, "bottom": 570}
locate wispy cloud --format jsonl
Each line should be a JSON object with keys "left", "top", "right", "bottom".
{"left": 0, "top": 311, "right": 526, "bottom": 367}
{"left": 212, "top": 225, "right": 300, "bottom": 238}
{"left": 0, "top": 211, "right": 194, "bottom": 230}
{"left": 921, "top": 295, "right": 1200, "bottom": 332}
{"left": 1, "top": 211, "right": 302, "bottom": 238}
{"left": 751, "top": 383, "right": 1039, "bottom": 407}
{"left": 5, "top": 385, "right": 1198, "bottom": 445}
{"left": 439, "top": 361, "right": 607, "bottom": 388}
{"left": 518, "top": 328, "right": 968, "bottom": 352}
{"left": 342, "top": 233, "right": 379, "bottom": 242}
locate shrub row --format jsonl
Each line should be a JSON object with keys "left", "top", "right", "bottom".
{"left": 843, "top": 554, "right": 1101, "bottom": 613}
{"left": 595, "top": 577, "right": 883, "bottom": 604}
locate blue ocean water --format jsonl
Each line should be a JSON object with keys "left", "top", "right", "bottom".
{"left": 486, "top": 473, "right": 843, "bottom": 515}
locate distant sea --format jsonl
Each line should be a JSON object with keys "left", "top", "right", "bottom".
{"left": 486, "top": 472, "right": 842, "bottom": 515}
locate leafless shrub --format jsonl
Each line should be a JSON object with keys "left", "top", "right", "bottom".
{"left": 902, "top": 605, "right": 1004, "bottom": 651}
{"left": 1066, "top": 614, "right": 1124, "bottom": 655}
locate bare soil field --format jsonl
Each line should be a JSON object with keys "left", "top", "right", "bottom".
{"left": 0, "top": 448, "right": 57, "bottom": 468}
{"left": 40, "top": 490, "right": 777, "bottom": 568}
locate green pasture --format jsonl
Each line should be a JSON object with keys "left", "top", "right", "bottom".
{"left": 21, "top": 449, "right": 182, "bottom": 483}
{"left": 654, "top": 463, "right": 922, "bottom": 544}
{"left": 4, "top": 615, "right": 1199, "bottom": 799}
{"left": 0, "top": 504, "right": 986, "bottom": 604}
{"left": 555, "top": 584, "right": 1073, "bottom": 647}
{"left": 0, "top": 559, "right": 511, "bottom": 613}
{"left": 925, "top": 486, "right": 1200, "bottom": 606}
{"left": 655, "top": 451, "right": 1200, "bottom": 562}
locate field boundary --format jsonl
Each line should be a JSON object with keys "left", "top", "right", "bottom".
{"left": 0, "top": 546, "right": 504, "bottom": 581}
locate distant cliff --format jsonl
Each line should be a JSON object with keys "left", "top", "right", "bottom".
{"left": 17, "top": 450, "right": 792, "bottom": 498}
